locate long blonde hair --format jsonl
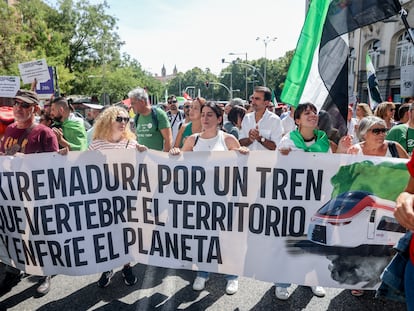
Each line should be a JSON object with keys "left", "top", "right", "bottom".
{"left": 92, "top": 106, "right": 136, "bottom": 141}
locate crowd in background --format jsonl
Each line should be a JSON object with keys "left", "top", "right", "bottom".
{"left": 1, "top": 85, "right": 414, "bottom": 309}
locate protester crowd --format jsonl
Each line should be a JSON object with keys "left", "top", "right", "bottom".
{"left": 1, "top": 85, "right": 414, "bottom": 310}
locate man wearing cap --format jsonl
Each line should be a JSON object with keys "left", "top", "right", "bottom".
{"left": 50, "top": 97, "right": 88, "bottom": 151}
{"left": 0, "top": 89, "right": 59, "bottom": 295}
{"left": 84, "top": 103, "right": 103, "bottom": 126}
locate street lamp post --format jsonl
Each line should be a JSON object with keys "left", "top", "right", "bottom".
{"left": 229, "top": 52, "right": 248, "bottom": 100}
{"left": 221, "top": 72, "right": 233, "bottom": 99}
{"left": 222, "top": 59, "right": 265, "bottom": 87}
{"left": 256, "top": 36, "right": 277, "bottom": 87}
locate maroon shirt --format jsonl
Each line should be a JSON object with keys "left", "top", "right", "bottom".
{"left": 1, "top": 123, "right": 59, "bottom": 154}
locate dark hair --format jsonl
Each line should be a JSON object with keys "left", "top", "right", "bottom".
{"left": 201, "top": 101, "right": 223, "bottom": 118}
{"left": 398, "top": 103, "right": 411, "bottom": 120}
{"left": 254, "top": 86, "right": 272, "bottom": 101}
{"left": 52, "top": 96, "right": 70, "bottom": 111}
{"left": 228, "top": 105, "right": 246, "bottom": 126}
{"left": 294, "top": 102, "right": 317, "bottom": 121}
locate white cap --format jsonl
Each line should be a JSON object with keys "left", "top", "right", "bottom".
{"left": 83, "top": 103, "right": 104, "bottom": 110}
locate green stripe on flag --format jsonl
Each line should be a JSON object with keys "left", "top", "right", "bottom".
{"left": 281, "top": 0, "right": 331, "bottom": 107}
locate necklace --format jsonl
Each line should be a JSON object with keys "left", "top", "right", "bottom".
{"left": 303, "top": 136, "right": 315, "bottom": 142}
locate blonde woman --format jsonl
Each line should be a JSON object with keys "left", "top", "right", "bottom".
{"left": 90, "top": 106, "right": 146, "bottom": 287}
{"left": 356, "top": 103, "right": 373, "bottom": 121}
{"left": 374, "top": 101, "right": 396, "bottom": 130}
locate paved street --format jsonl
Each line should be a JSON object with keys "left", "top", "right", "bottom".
{"left": 0, "top": 263, "right": 407, "bottom": 311}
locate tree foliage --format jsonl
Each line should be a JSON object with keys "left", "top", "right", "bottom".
{"left": 0, "top": 1, "right": 293, "bottom": 103}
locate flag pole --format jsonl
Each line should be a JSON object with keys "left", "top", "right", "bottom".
{"left": 394, "top": 0, "right": 414, "bottom": 45}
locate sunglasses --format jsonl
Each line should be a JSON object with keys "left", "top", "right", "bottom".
{"left": 13, "top": 101, "right": 32, "bottom": 109}
{"left": 184, "top": 105, "right": 191, "bottom": 109}
{"left": 252, "top": 97, "right": 263, "bottom": 101}
{"left": 370, "top": 128, "right": 387, "bottom": 135}
{"left": 168, "top": 100, "right": 178, "bottom": 104}
{"left": 115, "top": 116, "right": 130, "bottom": 123}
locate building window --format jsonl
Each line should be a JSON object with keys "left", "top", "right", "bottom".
{"left": 368, "top": 40, "right": 382, "bottom": 68}
{"left": 396, "top": 31, "right": 414, "bottom": 67}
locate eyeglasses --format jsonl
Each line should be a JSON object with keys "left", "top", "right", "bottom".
{"left": 168, "top": 100, "right": 177, "bottom": 104}
{"left": 13, "top": 101, "right": 32, "bottom": 109}
{"left": 115, "top": 116, "right": 130, "bottom": 123}
{"left": 370, "top": 128, "right": 387, "bottom": 135}
{"left": 184, "top": 105, "right": 190, "bottom": 109}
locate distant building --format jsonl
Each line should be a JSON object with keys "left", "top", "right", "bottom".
{"left": 154, "top": 64, "right": 178, "bottom": 83}
{"left": 305, "top": 0, "right": 414, "bottom": 103}
{"left": 349, "top": 0, "right": 414, "bottom": 103}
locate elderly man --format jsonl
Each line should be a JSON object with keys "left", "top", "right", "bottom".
{"left": 0, "top": 89, "right": 59, "bottom": 295}
{"left": 129, "top": 87, "right": 172, "bottom": 151}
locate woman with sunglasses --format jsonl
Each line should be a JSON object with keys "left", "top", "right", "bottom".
{"left": 347, "top": 115, "right": 408, "bottom": 297}
{"left": 170, "top": 101, "right": 248, "bottom": 295}
{"left": 374, "top": 102, "right": 396, "bottom": 130}
{"left": 89, "top": 106, "right": 146, "bottom": 288}
{"left": 347, "top": 116, "right": 408, "bottom": 159}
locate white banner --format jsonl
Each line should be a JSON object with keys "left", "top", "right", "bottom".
{"left": 0, "top": 150, "right": 409, "bottom": 289}
{"left": 0, "top": 76, "right": 20, "bottom": 98}
{"left": 18, "top": 59, "right": 50, "bottom": 84}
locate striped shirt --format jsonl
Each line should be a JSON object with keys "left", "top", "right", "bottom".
{"left": 88, "top": 139, "right": 138, "bottom": 150}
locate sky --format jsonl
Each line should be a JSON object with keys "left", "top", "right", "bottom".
{"left": 50, "top": 0, "right": 307, "bottom": 76}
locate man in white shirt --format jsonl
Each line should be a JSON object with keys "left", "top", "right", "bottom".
{"left": 239, "top": 86, "right": 283, "bottom": 150}
{"left": 166, "top": 95, "right": 185, "bottom": 143}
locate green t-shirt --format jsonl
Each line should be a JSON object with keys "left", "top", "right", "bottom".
{"left": 136, "top": 107, "right": 170, "bottom": 151}
{"left": 55, "top": 119, "right": 87, "bottom": 151}
{"left": 386, "top": 123, "right": 414, "bottom": 155}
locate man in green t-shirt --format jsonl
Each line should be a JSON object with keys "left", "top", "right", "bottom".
{"left": 128, "top": 87, "right": 172, "bottom": 151}
{"left": 50, "top": 97, "right": 88, "bottom": 151}
{"left": 386, "top": 103, "right": 414, "bottom": 155}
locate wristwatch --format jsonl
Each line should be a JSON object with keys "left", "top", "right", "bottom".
{"left": 260, "top": 136, "right": 266, "bottom": 143}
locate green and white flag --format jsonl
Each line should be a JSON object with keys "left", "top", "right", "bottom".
{"left": 366, "top": 53, "right": 383, "bottom": 109}
{"left": 281, "top": 0, "right": 401, "bottom": 137}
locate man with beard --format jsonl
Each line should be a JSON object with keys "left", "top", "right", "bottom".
{"left": 0, "top": 89, "right": 59, "bottom": 295}
{"left": 50, "top": 97, "right": 87, "bottom": 151}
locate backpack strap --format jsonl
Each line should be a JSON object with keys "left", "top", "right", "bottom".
{"left": 134, "top": 106, "right": 158, "bottom": 131}
{"left": 151, "top": 106, "right": 158, "bottom": 131}
{"left": 193, "top": 134, "right": 200, "bottom": 148}
{"left": 388, "top": 141, "right": 399, "bottom": 158}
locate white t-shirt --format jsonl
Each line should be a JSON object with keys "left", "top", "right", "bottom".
{"left": 240, "top": 110, "right": 284, "bottom": 150}
{"left": 281, "top": 115, "right": 296, "bottom": 135}
{"left": 167, "top": 110, "right": 185, "bottom": 143}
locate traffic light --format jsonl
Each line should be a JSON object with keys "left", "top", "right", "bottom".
{"left": 205, "top": 81, "right": 209, "bottom": 88}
